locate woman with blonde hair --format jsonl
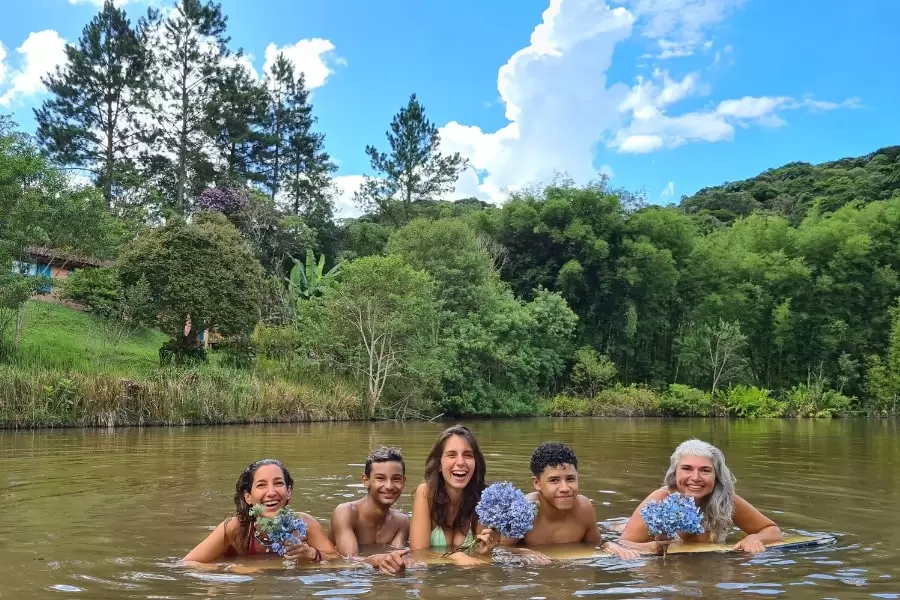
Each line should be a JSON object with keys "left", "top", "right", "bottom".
{"left": 620, "top": 439, "right": 782, "bottom": 553}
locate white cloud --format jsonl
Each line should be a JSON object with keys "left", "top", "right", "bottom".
{"left": 0, "top": 42, "right": 7, "bottom": 86}
{"left": 263, "top": 39, "right": 344, "bottom": 90}
{"left": 434, "top": 0, "right": 636, "bottom": 203}
{"left": 660, "top": 180, "right": 675, "bottom": 199}
{"left": 625, "top": 0, "right": 745, "bottom": 59}
{"left": 0, "top": 30, "right": 68, "bottom": 107}
{"left": 612, "top": 90, "right": 860, "bottom": 154}
{"left": 332, "top": 174, "right": 367, "bottom": 219}
{"left": 332, "top": 0, "right": 860, "bottom": 209}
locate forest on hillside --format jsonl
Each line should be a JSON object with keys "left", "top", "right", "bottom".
{"left": 3, "top": 0, "right": 900, "bottom": 422}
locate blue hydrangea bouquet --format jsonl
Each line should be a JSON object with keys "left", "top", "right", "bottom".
{"left": 447, "top": 481, "right": 538, "bottom": 556}
{"left": 249, "top": 505, "right": 307, "bottom": 556}
{"left": 639, "top": 492, "right": 704, "bottom": 557}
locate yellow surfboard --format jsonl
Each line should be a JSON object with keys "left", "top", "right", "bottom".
{"left": 214, "top": 534, "right": 835, "bottom": 573}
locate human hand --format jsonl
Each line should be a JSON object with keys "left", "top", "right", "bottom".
{"left": 653, "top": 534, "right": 682, "bottom": 555}
{"left": 371, "top": 549, "right": 409, "bottom": 575}
{"left": 283, "top": 540, "right": 320, "bottom": 563}
{"left": 733, "top": 534, "right": 766, "bottom": 553}
{"left": 473, "top": 528, "right": 501, "bottom": 555}
{"left": 602, "top": 541, "right": 642, "bottom": 560}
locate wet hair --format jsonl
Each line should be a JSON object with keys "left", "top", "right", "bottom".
{"left": 231, "top": 458, "right": 294, "bottom": 551}
{"left": 530, "top": 441, "right": 578, "bottom": 476}
{"left": 663, "top": 439, "right": 736, "bottom": 543}
{"left": 365, "top": 446, "right": 405, "bottom": 477}
{"left": 424, "top": 425, "right": 486, "bottom": 536}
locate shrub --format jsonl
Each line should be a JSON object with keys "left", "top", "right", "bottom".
{"left": 547, "top": 394, "right": 591, "bottom": 417}
{"left": 660, "top": 384, "right": 719, "bottom": 416}
{"left": 724, "top": 385, "right": 785, "bottom": 418}
{"left": 593, "top": 384, "right": 663, "bottom": 416}
{"left": 58, "top": 267, "right": 119, "bottom": 314}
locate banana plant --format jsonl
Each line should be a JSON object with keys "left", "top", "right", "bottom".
{"left": 286, "top": 249, "right": 341, "bottom": 301}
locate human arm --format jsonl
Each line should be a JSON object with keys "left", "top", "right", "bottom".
{"left": 389, "top": 513, "right": 410, "bottom": 549}
{"left": 409, "top": 483, "right": 433, "bottom": 551}
{"left": 183, "top": 518, "right": 234, "bottom": 564}
{"left": 579, "top": 496, "right": 602, "bottom": 544}
{"left": 731, "top": 494, "right": 783, "bottom": 553}
{"left": 329, "top": 504, "right": 360, "bottom": 557}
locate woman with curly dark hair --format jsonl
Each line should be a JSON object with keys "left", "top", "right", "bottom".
{"left": 183, "top": 458, "right": 338, "bottom": 564}
{"left": 409, "top": 425, "right": 499, "bottom": 565}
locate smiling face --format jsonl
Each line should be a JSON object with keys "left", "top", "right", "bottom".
{"left": 363, "top": 460, "right": 406, "bottom": 507}
{"left": 243, "top": 463, "right": 292, "bottom": 517}
{"left": 441, "top": 434, "right": 476, "bottom": 490}
{"left": 674, "top": 455, "right": 716, "bottom": 500}
{"left": 533, "top": 463, "right": 578, "bottom": 511}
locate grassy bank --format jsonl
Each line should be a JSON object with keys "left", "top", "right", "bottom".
{"left": 0, "top": 301, "right": 368, "bottom": 428}
{"left": 0, "top": 301, "right": 865, "bottom": 428}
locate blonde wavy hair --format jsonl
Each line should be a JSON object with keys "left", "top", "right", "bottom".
{"left": 663, "top": 439, "right": 736, "bottom": 542}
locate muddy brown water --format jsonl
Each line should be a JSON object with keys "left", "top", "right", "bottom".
{"left": 1, "top": 418, "right": 897, "bottom": 599}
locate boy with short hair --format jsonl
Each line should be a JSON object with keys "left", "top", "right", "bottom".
{"left": 506, "top": 441, "right": 638, "bottom": 558}
{"left": 329, "top": 446, "right": 411, "bottom": 574}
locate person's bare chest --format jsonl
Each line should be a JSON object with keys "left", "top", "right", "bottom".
{"left": 524, "top": 519, "right": 587, "bottom": 545}
{"left": 354, "top": 514, "right": 400, "bottom": 545}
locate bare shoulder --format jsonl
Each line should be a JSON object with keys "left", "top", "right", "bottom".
{"left": 525, "top": 491, "right": 540, "bottom": 502}
{"left": 330, "top": 501, "right": 356, "bottom": 522}
{"left": 647, "top": 487, "right": 670, "bottom": 502}
{"left": 389, "top": 507, "right": 410, "bottom": 522}
{"left": 575, "top": 495, "right": 599, "bottom": 517}
{"left": 414, "top": 482, "right": 430, "bottom": 498}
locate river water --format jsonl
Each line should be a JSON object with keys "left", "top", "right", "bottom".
{"left": 1, "top": 418, "right": 897, "bottom": 599}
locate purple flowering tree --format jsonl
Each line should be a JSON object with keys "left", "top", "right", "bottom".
{"left": 196, "top": 186, "right": 249, "bottom": 215}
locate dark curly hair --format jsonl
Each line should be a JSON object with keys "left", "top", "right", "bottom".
{"left": 365, "top": 446, "right": 405, "bottom": 477}
{"left": 231, "top": 458, "right": 294, "bottom": 550}
{"left": 424, "top": 425, "right": 486, "bottom": 536}
{"left": 530, "top": 441, "right": 578, "bottom": 476}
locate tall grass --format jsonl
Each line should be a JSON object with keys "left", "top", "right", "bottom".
{"left": 0, "top": 301, "right": 367, "bottom": 428}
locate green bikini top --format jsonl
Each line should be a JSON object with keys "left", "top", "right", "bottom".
{"left": 430, "top": 526, "right": 475, "bottom": 549}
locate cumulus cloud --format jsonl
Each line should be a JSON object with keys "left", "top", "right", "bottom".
{"left": 0, "top": 30, "right": 68, "bottom": 107}
{"left": 263, "top": 39, "right": 344, "bottom": 90}
{"left": 437, "top": 0, "right": 636, "bottom": 203}
{"left": 612, "top": 84, "right": 862, "bottom": 154}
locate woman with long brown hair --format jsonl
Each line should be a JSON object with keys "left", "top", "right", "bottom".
{"left": 183, "top": 458, "right": 338, "bottom": 564}
{"left": 409, "top": 425, "right": 499, "bottom": 565}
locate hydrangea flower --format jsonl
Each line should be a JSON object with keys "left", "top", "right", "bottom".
{"left": 639, "top": 492, "right": 705, "bottom": 538}
{"left": 249, "top": 505, "right": 307, "bottom": 556}
{"left": 475, "top": 481, "right": 538, "bottom": 539}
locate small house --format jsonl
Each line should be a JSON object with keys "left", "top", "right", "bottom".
{"left": 11, "top": 246, "right": 113, "bottom": 295}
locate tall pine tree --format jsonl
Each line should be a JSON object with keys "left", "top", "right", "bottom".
{"left": 355, "top": 93, "right": 468, "bottom": 224}
{"left": 203, "top": 63, "right": 267, "bottom": 186}
{"left": 150, "top": 0, "right": 231, "bottom": 215}
{"left": 34, "top": 0, "right": 155, "bottom": 209}
{"left": 261, "top": 53, "right": 336, "bottom": 218}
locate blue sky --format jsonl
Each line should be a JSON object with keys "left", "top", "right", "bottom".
{"left": 1, "top": 0, "right": 898, "bottom": 217}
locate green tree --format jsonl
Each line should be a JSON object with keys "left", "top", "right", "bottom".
{"left": 300, "top": 255, "right": 443, "bottom": 417}
{"left": 677, "top": 319, "right": 749, "bottom": 395}
{"left": 204, "top": 63, "right": 267, "bottom": 185}
{"left": 355, "top": 93, "right": 468, "bottom": 224}
{"left": 116, "top": 211, "right": 265, "bottom": 362}
{"left": 150, "top": 0, "right": 231, "bottom": 214}
{"left": 35, "top": 0, "right": 155, "bottom": 208}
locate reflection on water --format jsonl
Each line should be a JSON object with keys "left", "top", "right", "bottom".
{"left": 1, "top": 418, "right": 898, "bottom": 598}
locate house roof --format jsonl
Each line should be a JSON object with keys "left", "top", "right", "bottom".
{"left": 23, "top": 246, "right": 114, "bottom": 269}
